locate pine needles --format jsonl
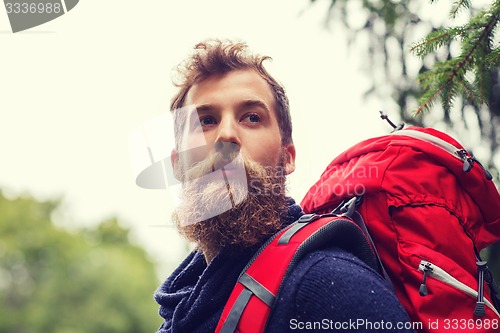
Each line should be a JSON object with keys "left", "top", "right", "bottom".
{"left": 411, "top": 0, "right": 500, "bottom": 115}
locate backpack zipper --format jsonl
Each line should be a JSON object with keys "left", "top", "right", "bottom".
{"left": 391, "top": 130, "right": 493, "bottom": 180}
{"left": 418, "top": 260, "right": 500, "bottom": 318}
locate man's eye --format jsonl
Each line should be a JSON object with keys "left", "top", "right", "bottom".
{"left": 242, "top": 113, "right": 261, "bottom": 123}
{"left": 199, "top": 116, "right": 217, "bottom": 126}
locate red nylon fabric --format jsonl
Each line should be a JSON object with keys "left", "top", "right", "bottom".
{"left": 215, "top": 217, "right": 361, "bottom": 333}
{"left": 301, "top": 126, "right": 500, "bottom": 333}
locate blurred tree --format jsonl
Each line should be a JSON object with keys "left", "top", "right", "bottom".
{"left": 410, "top": 1, "right": 500, "bottom": 116}
{"left": 311, "top": 0, "right": 499, "bottom": 176}
{"left": 0, "top": 190, "right": 162, "bottom": 333}
{"left": 308, "top": 0, "right": 500, "bottom": 284}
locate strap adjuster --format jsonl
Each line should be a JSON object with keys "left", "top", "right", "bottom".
{"left": 297, "top": 213, "right": 320, "bottom": 223}
{"left": 278, "top": 214, "right": 320, "bottom": 245}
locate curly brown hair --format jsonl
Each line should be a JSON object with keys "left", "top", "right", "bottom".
{"left": 170, "top": 39, "right": 293, "bottom": 148}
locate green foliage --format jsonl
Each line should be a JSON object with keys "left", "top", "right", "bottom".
{"left": 410, "top": 2, "right": 500, "bottom": 115}
{"left": 313, "top": 0, "right": 500, "bottom": 180}
{"left": 450, "top": 0, "right": 472, "bottom": 19}
{"left": 486, "top": 48, "right": 500, "bottom": 66}
{"left": 0, "top": 190, "right": 162, "bottom": 333}
{"left": 411, "top": 28, "right": 465, "bottom": 58}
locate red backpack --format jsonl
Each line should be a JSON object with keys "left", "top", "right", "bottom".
{"left": 217, "top": 122, "right": 500, "bottom": 333}
{"left": 215, "top": 213, "right": 383, "bottom": 333}
{"left": 300, "top": 124, "right": 500, "bottom": 332}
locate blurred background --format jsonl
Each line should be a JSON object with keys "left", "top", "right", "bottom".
{"left": 1, "top": 1, "right": 499, "bottom": 332}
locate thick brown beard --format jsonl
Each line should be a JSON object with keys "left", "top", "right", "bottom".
{"left": 173, "top": 153, "right": 288, "bottom": 261}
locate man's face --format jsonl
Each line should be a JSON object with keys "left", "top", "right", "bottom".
{"left": 172, "top": 69, "right": 295, "bottom": 179}
{"left": 171, "top": 69, "right": 296, "bottom": 260}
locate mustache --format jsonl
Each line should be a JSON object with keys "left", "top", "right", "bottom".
{"left": 180, "top": 151, "right": 246, "bottom": 181}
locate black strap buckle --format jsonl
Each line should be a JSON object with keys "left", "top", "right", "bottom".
{"left": 277, "top": 214, "right": 320, "bottom": 245}
{"left": 332, "top": 196, "right": 363, "bottom": 217}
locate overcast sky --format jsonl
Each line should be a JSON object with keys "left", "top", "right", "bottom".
{"left": 1, "top": 0, "right": 398, "bottom": 276}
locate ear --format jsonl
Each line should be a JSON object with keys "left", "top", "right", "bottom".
{"left": 283, "top": 144, "right": 296, "bottom": 175}
{"left": 171, "top": 148, "right": 182, "bottom": 180}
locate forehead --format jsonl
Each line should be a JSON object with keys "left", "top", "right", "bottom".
{"left": 184, "top": 69, "right": 276, "bottom": 108}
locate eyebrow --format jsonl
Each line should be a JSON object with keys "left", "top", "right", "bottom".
{"left": 238, "top": 99, "right": 270, "bottom": 113}
{"left": 194, "top": 104, "right": 217, "bottom": 114}
{"left": 195, "top": 99, "right": 270, "bottom": 114}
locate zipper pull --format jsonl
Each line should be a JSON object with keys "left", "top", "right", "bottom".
{"left": 456, "top": 149, "right": 474, "bottom": 172}
{"left": 379, "top": 111, "right": 404, "bottom": 132}
{"left": 419, "top": 262, "right": 433, "bottom": 296}
{"left": 474, "top": 261, "right": 488, "bottom": 317}
{"left": 472, "top": 158, "right": 493, "bottom": 181}
{"left": 456, "top": 149, "right": 494, "bottom": 180}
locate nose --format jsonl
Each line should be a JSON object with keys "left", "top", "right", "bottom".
{"left": 214, "top": 117, "right": 241, "bottom": 148}
{"left": 214, "top": 141, "right": 240, "bottom": 158}
{"left": 213, "top": 118, "right": 240, "bottom": 163}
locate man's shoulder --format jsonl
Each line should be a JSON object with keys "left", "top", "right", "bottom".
{"left": 283, "top": 245, "right": 386, "bottom": 292}
{"left": 266, "top": 246, "right": 414, "bottom": 332}
{"left": 276, "top": 245, "right": 408, "bottom": 320}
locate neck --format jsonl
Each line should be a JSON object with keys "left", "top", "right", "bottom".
{"left": 202, "top": 248, "right": 217, "bottom": 264}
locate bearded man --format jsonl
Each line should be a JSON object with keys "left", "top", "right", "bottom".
{"left": 154, "top": 39, "right": 415, "bottom": 333}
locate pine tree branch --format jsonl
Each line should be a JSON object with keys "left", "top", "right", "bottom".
{"left": 450, "top": 0, "right": 471, "bottom": 19}
{"left": 457, "top": 76, "right": 478, "bottom": 103}
{"left": 441, "top": 83, "right": 454, "bottom": 114}
{"left": 415, "top": 83, "right": 446, "bottom": 114}
{"left": 410, "top": 28, "right": 462, "bottom": 57}
{"left": 486, "top": 48, "right": 500, "bottom": 66}
{"left": 415, "top": 5, "right": 500, "bottom": 115}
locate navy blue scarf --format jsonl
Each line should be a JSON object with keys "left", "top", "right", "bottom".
{"left": 154, "top": 198, "right": 303, "bottom": 333}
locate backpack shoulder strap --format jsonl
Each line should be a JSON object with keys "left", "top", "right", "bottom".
{"left": 215, "top": 214, "right": 380, "bottom": 333}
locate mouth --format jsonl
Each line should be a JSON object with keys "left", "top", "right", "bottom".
{"left": 212, "top": 155, "right": 245, "bottom": 172}
{"left": 219, "top": 164, "right": 247, "bottom": 180}
{"left": 212, "top": 159, "right": 232, "bottom": 172}
{"left": 183, "top": 153, "right": 247, "bottom": 182}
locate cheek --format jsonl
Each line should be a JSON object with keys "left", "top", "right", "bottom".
{"left": 183, "top": 129, "right": 210, "bottom": 148}
{"left": 244, "top": 140, "right": 283, "bottom": 167}
{"left": 180, "top": 135, "right": 211, "bottom": 167}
